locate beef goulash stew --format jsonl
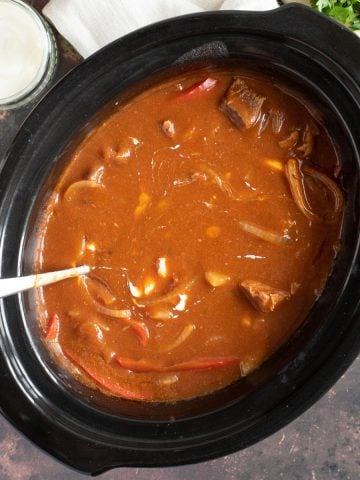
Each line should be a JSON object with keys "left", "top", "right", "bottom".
{"left": 36, "top": 68, "right": 344, "bottom": 402}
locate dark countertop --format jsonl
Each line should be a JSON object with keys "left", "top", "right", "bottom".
{"left": 0, "top": 2, "right": 359, "bottom": 479}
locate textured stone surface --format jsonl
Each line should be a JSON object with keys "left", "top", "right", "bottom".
{"left": 0, "top": 358, "right": 358, "bottom": 479}
{"left": 0, "top": 2, "right": 359, "bottom": 479}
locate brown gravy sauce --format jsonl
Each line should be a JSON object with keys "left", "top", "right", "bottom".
{"left": 36, "top": 68, "right": 343, "bottom": 402}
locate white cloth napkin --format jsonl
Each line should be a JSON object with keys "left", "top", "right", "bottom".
{"left": 43, "top": 0, "right": 279, "bottom": 58}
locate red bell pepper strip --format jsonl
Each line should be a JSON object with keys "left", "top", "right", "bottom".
{"left": 45, "top": 313, "right": 60, "bottom": 342}
{"left": 124, "top": 318, "right": 149, "bottom": 346}
{"left": 62, "top": 346, "right": 151, "bottom": 401}
{"left": 178, "top": 78, "right": 217, "bottom": 99}
{"left": 116, "top": 356, "right": 241, "bottom": 373}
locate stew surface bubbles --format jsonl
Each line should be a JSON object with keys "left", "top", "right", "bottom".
{"left": 36, "top": 68, "right": 344, "bottom": 402}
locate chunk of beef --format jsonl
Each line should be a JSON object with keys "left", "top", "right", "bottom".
{"left": 239, "top": 280, "right": 290, "bottom": 313}
{"left": 220, "top": 78, "right": 266, "bottom": 129}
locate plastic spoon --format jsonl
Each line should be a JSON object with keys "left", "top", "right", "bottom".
{"left": 0, "top": 265, "right": 91, "bottom": 298}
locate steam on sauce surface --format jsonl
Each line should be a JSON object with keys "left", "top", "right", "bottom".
{"left": 36, "top": 68, "right": 344, "bottom": 402}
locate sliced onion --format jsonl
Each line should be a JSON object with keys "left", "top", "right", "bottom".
{"left": 160, "top": 324, "right": 196, "bottom": 353}
{"left": 285, "top": 158, "right": 343, "bottom": 223}
{"left": 238, "top": 221, "right": 290, "bottom": 246}
{"left": 205, "top": 271, "right": 231, "bottom": 287}
{"left": 64, "top": 180, "right": 104, "bottom": 201}
{"left": 135, "top": 275, "right": 196, "bottom": 307}
{"left": 94, "top": 303, "right": 148, "bottom": 345}
{"left": 148, "top": 306, "right": 174, "bottom": 320}
{"left": 201, "top": 166, "right": 264, "bottom": 203}
{"left": 80, "top": 276, "right": 148, "bottom": 345}
{"left": 128, "top": 281, "right": 142, "bottom": 298}
{"left": 81, "top": 276, "right": 116, "bottom": 305}
{"left": 240, "top": 352, "right": 265, "bottom": 376}
{"left": 80, "top": 275, "right": 129, "bottom": 318}
{"left": 204, "top": 166, "right": 239, "bottom": 201}
{"left": 303, "top": 165, "right": 344, "bottom": 222}
{"left": 77, "top": 235, "right": 87, "bottom": 258}
{"left": 143, "top": 277, "right": 156, "bottom": 296}
{"left": 94, "top": 303, "right": 131, "bottom": 319}
{"left": 285, "top": 158, "right": 319, "bottom": 221}
{"left": 173, "top": 171, "right": 208, "bottom": 188}
{"left": 156, "top": 375, "right": 179, "bottom": 386}
{"left": 174, "top": 293, "right": 188, "bottom": 311}
{"left": 156, "top": 257, "right": 168, "bottom": 278}
{"left": 88, "top": 165, "right": 105, "bottom": 183}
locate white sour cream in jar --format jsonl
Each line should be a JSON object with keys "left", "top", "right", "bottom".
{"left": 0, "top": 0, "right": 46, "bottom": 101}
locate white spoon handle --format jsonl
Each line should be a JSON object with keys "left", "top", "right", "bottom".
{"left": 0, "top": 265, "right": 90, "bottom": 298}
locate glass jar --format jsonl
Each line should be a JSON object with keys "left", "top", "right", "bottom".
{"left": 0, "top": 0, "right": 57, "bottom": 109}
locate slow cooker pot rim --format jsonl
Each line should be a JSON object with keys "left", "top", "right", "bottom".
{"left": 0, "top": 5, "right": 359, "bottom": 474}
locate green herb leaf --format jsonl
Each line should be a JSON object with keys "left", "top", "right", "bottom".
{"left": 312, "top": 0, "right": 360, "bottom": 30}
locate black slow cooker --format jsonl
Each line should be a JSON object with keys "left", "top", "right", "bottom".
{"left": 0, "top": 4, "right": 359, "bottom": 474}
